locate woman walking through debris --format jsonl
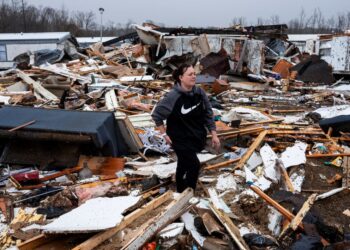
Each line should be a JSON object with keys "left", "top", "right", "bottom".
{"left": 152, "top": 64, "right": 220, "bottom": 192}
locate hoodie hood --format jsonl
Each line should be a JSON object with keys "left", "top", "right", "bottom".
{"left": 173, "top": 83, "right": 201, "bottom": 96}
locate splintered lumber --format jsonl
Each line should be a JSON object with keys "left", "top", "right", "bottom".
{"left": 17, "top": 70, "right": 58, "bottom": 101}
{"left": 249, "top": 185, "right": 330, "bottom": 246}
{"left": 279, "top": 194, "right": 317, "bottom": 240}
{"left": 240, "top": 118, "right": 284, "bottom": 126}
{"left": 307, "top": 153, "right": 350, "bottom": 158}
{"left": 40, "top": 166, "right": 83, "bottom": 182}
{"left": 268, "top": 130, "right": 325, "bottom": 135}
{"left": 18, "top": 234, "right": 57, "bottom": 250}
{"left": 208, "top": 126, "right": 263, "bottom": 138}
{"left": 249, "top": 185, "right": 298, "bottom": 224}
{"left": 289, "top": 194, "right": 317, "bottom": 231}
{"left": 210, "top": 203, "right": 249, "bottom": 250}
{"left": 204, "top": 158, "right": 241, "bottom": 170}
{"left": 343, "top": 157, "right": 350, "bottom": 187}
{"left": 271, "top": 109, "right": 306, "bottom": 113}
{"left": 276, "top": 159, "right": 294, "bottom": 192}
{"left": 122, "top": 188, "right": 194, "bottom": 250}
{"left": 234, "top": 130, "right": 268, "bottom": 170}
{"left": 72, "top": 191, "right": 173, "bottom": 250}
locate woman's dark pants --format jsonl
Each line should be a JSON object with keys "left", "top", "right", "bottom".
{"left": 173, "top": 148, "right": 200, "bottom": 193}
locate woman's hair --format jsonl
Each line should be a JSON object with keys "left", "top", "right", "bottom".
{"left": 172, "top": 64, "right": 193, "bottom": 83}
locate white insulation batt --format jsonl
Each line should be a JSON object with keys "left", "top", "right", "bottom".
{"left": 42, "top": 196, "right": 141, "bottom": 233}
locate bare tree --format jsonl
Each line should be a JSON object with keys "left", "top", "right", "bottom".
{"left": 75, "top": 11, "right": 96, "bottom": 31}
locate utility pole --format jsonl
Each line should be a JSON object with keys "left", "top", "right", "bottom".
{"left": 21, "top": 0, "right": 27, "bottom": 32}
{"left": 99, "top": 7, "right": 104, "bottom": 42}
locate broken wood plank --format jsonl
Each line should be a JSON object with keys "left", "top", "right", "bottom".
{"left": 17, "top": 70, "right": 58, "bottom": 101}
{"left": 307, "top": 153, "right": 350, "bottom": 158}
{"left": 234, "top": 130, "right": 268, "bottom": 170}
{"left": 204, "top": 158, "right": 241, "bottom": 170}
{"left": 343, "top": 156, "right": 350, "bottom": 187}
{"left": 249, "top": 184, "right": 298, "bottom": 224}
{"left": 40, "top": 166, "right": 83, "bottom": 182}
{"left": 210, "top": 203, "right": 249, "bottom": 250}
{"left": 122, "top": 188, "right": 194, "bottom": 250}
{"left": 271, "top": 109, "right": 306, "bottom": 113}
{"left": 276, "top": 159, "right": 294, "bottom": 192}
{"left": 207, "top": 127, "right": 264, "bottom": 138}
{"left": 279, "top": 194, "right": 317, "bottom": 240}
{"left": 240, "top": 118, "right": 284, "bottom": 126}
{"left": 18, "top": 234, "right": 58, "bottom": 250}
{"left": 72, "top": 191, "right": 173, "bottom": 250}
{"left": 268, "top": 130, "right": 325, "bottom": 135}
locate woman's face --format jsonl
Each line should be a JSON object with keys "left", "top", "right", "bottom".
{"left": 179, "top": 66, "right": 196, "bottom": 89}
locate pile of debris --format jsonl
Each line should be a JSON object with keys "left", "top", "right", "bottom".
{"left": 0, "top": 23, "right": 350, "bottom": 250}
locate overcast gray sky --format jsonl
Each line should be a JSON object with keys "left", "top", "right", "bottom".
{"left": 26, "top": 0, "right": 350, "bottom": 27}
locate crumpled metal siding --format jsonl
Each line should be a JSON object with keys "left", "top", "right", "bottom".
{"left": 321, "top": 36, "right": 350, "bottom": 73}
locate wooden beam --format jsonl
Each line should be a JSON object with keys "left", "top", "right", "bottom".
{"left": 210, "top": 203, "right": 249, "bottom": 250}
{"left": 72, "top": 191, "right": 173, "bottom": 250}
{"left": 343, "top": 156, "right": 350, "bottom": 187}
{"left": 40, "top": 166, "right": 83, "bottom": 182}
{"left": 307, "top": 153, "right": 350, "bottom": 158}
{"left": 279, "top": 193, "right": 317, "bottom": 240}
{"left": 276, "top": 160, "right": 294, "bottom": 192}
{"left": 240, "top": 118, "right": 284, "bottom": 126}
{"left": 204, "top": 158, "right": 241, "bottom": 170}
{"left": 18, "top": 234, "right": 57, "bottom": 250}
{"left": 122, "top": 188, "right": 193, "bottom": 250}
{"left": 268, "top": 130, "right": 325, "bottom": 135}
{"left": 17, "top": 70, "right": 58, "bottom": 101}
{"left": 249, "top": 185, "right": 298, "bottom": 224}
{"left": 207, "top": 127, "right": 263, "bottom": 138}
{"left": 234, "top": 130, "right": 268, "bottom": 170}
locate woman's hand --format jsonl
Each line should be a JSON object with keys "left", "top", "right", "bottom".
{"left": 164, "top": 135, "right": 172, "bottom": 145}
{"left": 211, "top": 131, "right": 220, "bottom": 152}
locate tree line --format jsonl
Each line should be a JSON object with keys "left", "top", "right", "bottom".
{"left": 0, "top": 1, "right": 349, "bottom": 36}
{"left": 232, "top": 8, "right": 350, "bottom": 34}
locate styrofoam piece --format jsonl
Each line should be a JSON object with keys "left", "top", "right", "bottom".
{"left": 280, "top": 141, "right": 307, "bottom": 168}
{"left": 42, "top": 196, "right": 141, "bottom": 233}
{"left": 267, "top": 207, "right": 282, "bottom": 236}
{"left": 221, "top": 107, "right": 270, "bottom": 122}
{"left": 238, "top": 223, "right": 261, "bottom": 236}
{"left": 199, "top": 176, "right": 217, "bottom": 183}
{"left": 247, "top": 151, "right": 263, "bottom": 171}
{"left": 208, "top": 188, "right": 232, "bottom": 215}
{"left": 283, "top": 115, "right": 305, "bottom": 124}
{"left": 260, "top": 144, "right": 279, "bottom": 182}
{"left": 119, "top": 75, "right": 154, "bottom": 82}
{"left": 333, "top": 84, "right": 350, "bottom": 91}
{"left": 313, "top": 105, "right": 350, "bottom": 119}
{"left": 158, "top": 223, "right": 185, "bottom": 239}
{"left": 181, "top": 212, "right": 205, "bottom": 246}
{"left": 0, "top": 96, "right": 10, "bottom": 104}
{"left": 127, "top": 153, "right": 216, "bottom": 179}
{"left": 290, "top": 168, "right": 305, "bottom": 193}
{"left": 125, "top": 157, "right": 171, "bottom": 167}
{"left": 216, "top": 173, "right": 237, "bottom": 192}
{"left": 244, "top": 167, "right": 271, "bottom": 191}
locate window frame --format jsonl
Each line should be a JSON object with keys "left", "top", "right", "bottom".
{"left": 0, "top": 44, "right": 7, "bottom": 62}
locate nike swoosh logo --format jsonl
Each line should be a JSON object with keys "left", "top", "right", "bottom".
{"left": 181, "top": 102, "right": 201, "bottom": 115}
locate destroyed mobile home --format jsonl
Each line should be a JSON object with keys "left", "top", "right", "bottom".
{"left": 0, "top": 23, "right": 350, "bottom": 250}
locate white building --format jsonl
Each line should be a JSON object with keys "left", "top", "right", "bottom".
{"left": 0, "top": 32, "right": 72, "bottom": 69}
{"left": 76, "top": 37, "right": 115, "bottom": 47}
